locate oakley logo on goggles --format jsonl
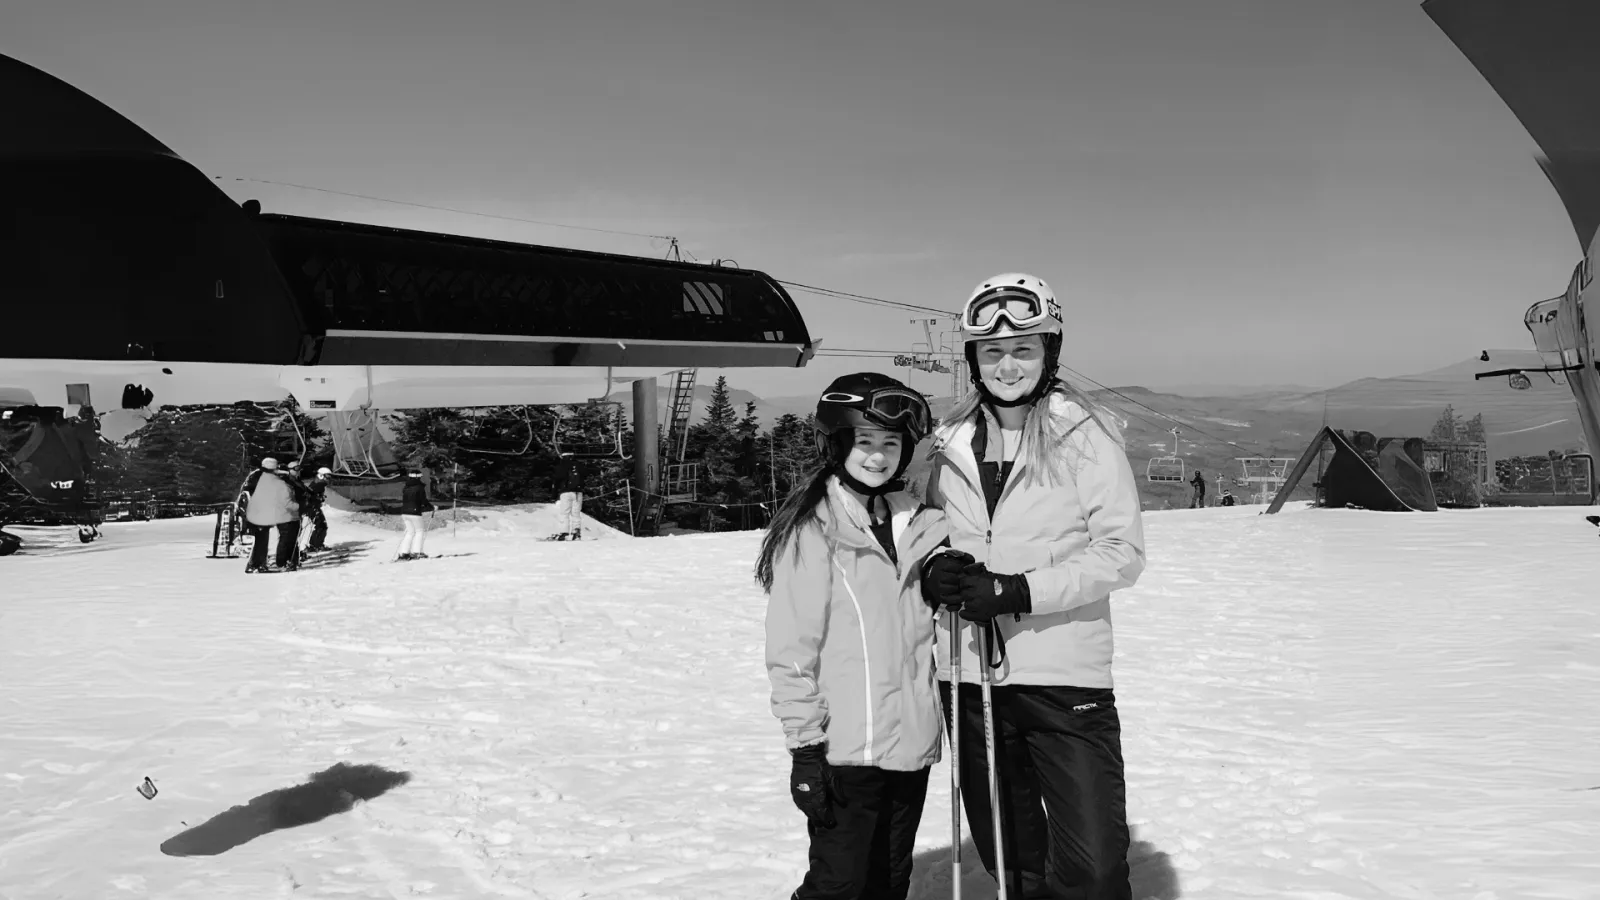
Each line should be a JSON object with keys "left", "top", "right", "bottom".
{"left": 821, "top": 389, "right": 930, "bottom": 433}
{"left": 964, "top": 287, "right": 1058, "bottom": 335}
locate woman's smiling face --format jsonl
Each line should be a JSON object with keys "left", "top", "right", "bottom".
{"left": 975, "top": 334, "right": 1046, "bottom": 402}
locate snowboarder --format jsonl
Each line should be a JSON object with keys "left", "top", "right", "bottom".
{"left": 921, "top": 272, "right": 1147, "bottom": 899}
{"left": 240, "top": 457, "right": 301, "bottom": 573}
{"left": 1189, "top": 469, "right": 1207, "bottom": 508}
{"left": 396, "top": 468, "right": 433, "bottom": 560}
{"left": 758, "top": 373, "right": 948, "bottom": 900}
{"left": 551, "top": 452, "right": 585, "bottom": 540}
{"left": 1219, "top": 490, "right": 1236, "bottom": 507}
{"left": 303, "top": 467, "right": 333, "bottom": 552}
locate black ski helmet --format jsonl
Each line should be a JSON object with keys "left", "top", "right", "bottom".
{"left": 812, "top": 372, "right": 932, "bottom": 489}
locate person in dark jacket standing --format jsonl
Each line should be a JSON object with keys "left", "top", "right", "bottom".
{"left": 304, "top": 466, "right": 333, "bottom": 552}
{"left": 1189, "top": 470, "right": 1207, "bottom": 509}
{"left": 397, "top": 469, "right": 433, "bottom": 560}
{"left": 552, "top": 452, "right": 585, "bottom": 541}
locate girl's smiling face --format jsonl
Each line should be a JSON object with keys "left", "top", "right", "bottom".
{"left": 843, "top": 427, "right": 903, "bottom": 488}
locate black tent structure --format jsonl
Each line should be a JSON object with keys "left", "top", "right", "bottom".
{"left": 1265, "top": 427, "right": 1439, "bottom": 515}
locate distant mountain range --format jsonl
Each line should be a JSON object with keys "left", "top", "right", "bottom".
{"left": 1081, "top": 353, "right": 1583, "bottom": 507}
{"left": 612, "top": 355, "right": 1580, "bottom": 450}
{"left": 592, "top": 356, "right": 1583, "bottom": 507}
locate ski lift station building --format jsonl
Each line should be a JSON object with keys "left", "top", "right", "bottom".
{"left": 0, "top": 50, "right": 814, "bottom": 416}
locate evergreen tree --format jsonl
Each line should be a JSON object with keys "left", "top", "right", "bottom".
{"left": 114, "top": 399, "right": 328, "bottom": 508}
{"left": 1429, "top": 405, "right": 1459, "bottom": 442}
{"left": 385, "top": 403, "right": 634, "bottom": 531}
{"left": 769, "top": 412, "right": 823, "bottom": 498}
{"left": 678, "top": 376, "right": 758, "bottom": 532}
{"left": 704, "top": 376, "right": 737, "bottom": 432}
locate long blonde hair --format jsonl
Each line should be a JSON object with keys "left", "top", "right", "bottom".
{"left": 942, "top": 376, "right": 1125, "bottom": 487}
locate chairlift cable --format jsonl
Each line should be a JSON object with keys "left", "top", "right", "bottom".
{"left": 215, "top": 176, "right": 678, "bottom": 242}
{"left": 777, "top": 280, "right": 955, "bottom": 316}
{"left": 1057, "top": 363, "right": 1260, "bottom": 457}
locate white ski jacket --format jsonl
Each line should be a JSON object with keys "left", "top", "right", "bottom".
{"left": 765, "top": 478, "right": 950, "bottom": 771}
{"left": 926, "top": 396, "right": 1146, "bottom": 689}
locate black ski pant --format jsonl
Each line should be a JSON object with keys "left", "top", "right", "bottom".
{"left": 939, "top": 681, "right": 1131, "bottom": 900}
{"left": 275, "top": 519, "right": 301, "bottom": 567}
{"left": 245, "top": 524, "right": 273, "bottom": 570}
{"left": 793, "top": 764, "right": 930, "bottom": 900}
{"left": 307, "top": 509, "right": 328, "bottom": 549}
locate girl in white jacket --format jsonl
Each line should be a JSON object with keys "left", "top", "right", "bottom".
{"left": 758, "top": 373, "right": 947, "bottom": 900}
{"left": 921, "top": 273, "right": 1147, "bottom": 900}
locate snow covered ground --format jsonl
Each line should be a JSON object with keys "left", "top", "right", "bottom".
{"left": 2, "top": 502, "right": 1597, "bottom": 899}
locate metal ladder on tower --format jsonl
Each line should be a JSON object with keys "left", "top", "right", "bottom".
{"left": 638, "top": 368, "right": 698, "bottom": 534}
{"left": 663, "top": 368, "right": 697, "bottom": 467}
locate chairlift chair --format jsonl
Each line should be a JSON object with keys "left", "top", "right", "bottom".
{"left": 458, "top": 406, "right": 538, "bottom": 456}
{"left": 1236, "top": 457, "right": 1295, "bottom": 505}
{"left": 1146, "top": 428, "right": 1187, "bottom": 483}
{"left": 327, "top": 408, "right": 406, "bottom": 478}
{"left": 550, "top": 401, "right": 628, "bottom": 460}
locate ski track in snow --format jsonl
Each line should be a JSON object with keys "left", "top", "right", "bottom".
{"left": 1, "top": 504, "right": 1598, "bottom": 899}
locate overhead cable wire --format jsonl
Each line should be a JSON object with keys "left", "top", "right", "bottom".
{"left": 1058, "top": 363, "right": 1264, "bottom": 457}
{"left": 214, "top": 176, "right": 679, "bottom": 241}
{"left": 777, "top": 280, "right": 955, "bottom": 316}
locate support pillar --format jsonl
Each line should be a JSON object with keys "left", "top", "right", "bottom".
{"left": 632, "top": 377, "right": 659, "bottom": 498}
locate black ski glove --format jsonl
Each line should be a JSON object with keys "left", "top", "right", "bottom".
{"left": 956, "top": 562, "right": 1032, "bottom": 622}
{"left": 920, "top": 549, "right": 976, "bottom": 612}
{"left": 789, "top": 743, "right": 837, "bottom": 828}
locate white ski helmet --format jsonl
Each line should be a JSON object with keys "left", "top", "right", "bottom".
{"left": 959, "top": 272, "right": 1065, "bottom": 405}
{"left": 316, "top": 467, "right": 332, "bottom": 477}
{"left": 959, "top": 272, "right": 1063, "bottom": 344}
{"left": 260, "top": 457, "right": 279, "bottom": 470}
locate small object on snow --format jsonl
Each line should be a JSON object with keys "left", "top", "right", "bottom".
{"left": 137, "top": 777, "right": 158, "bottom": 799}
{"left": 1586, "top": 515, "right": 1599, "bottom": 528}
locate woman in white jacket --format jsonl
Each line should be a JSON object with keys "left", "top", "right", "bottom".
{"left": 921, "top": 273, "right": 1146, "bottom": 900}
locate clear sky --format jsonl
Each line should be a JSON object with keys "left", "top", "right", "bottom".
{"left": 3, "top": 0, "right": 1582, "bottom": 402}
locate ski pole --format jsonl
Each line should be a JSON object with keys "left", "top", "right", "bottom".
{"left": 949, "top": 611, "right": 962, "bottom": 900}
{"left": 978, "top": 625, "right": 1007, "bottom": 900}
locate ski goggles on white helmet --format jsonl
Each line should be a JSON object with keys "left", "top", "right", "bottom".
{"left": 962, "top": 285, "right": 1057, "bottom": 336}
{"left": 817, "top": 387, "right": 932, "bottom": 441}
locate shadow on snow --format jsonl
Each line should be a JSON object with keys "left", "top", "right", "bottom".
{"left": 907, "top": 829, "right": 1180, "bottom": 900}
{"left": 159, "top": 762, "right": 411, "bottom": 857}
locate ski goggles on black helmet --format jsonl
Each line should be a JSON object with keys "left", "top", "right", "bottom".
{"left": 962, "top": 286, "right": 1055, "bottom": 336}
{"left": 816, "top": 386, "right": 933, "bottom": 442}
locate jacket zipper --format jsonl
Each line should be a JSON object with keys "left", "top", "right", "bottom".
{"left": 938, "top": 427, "right": 1023, "bottom": 635}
